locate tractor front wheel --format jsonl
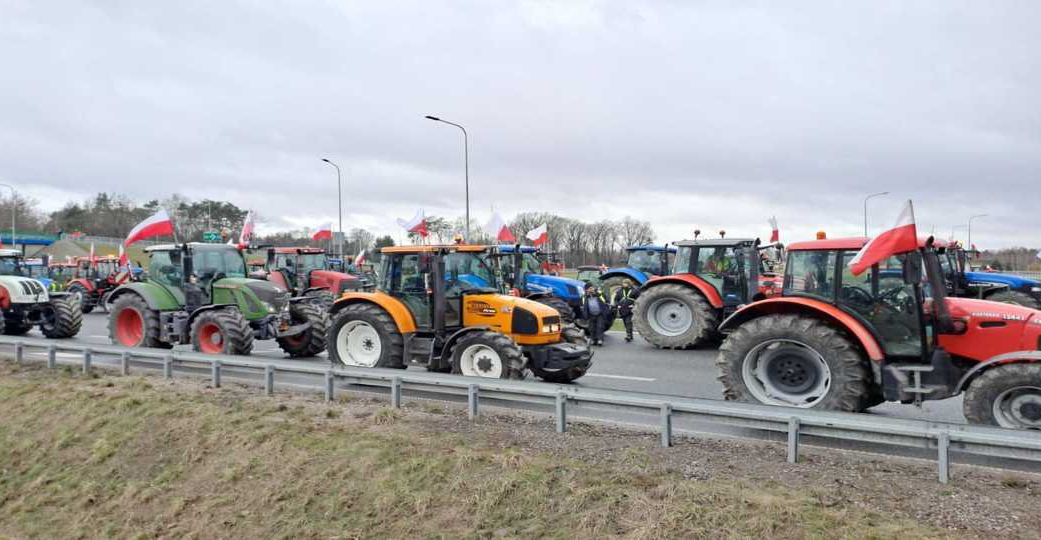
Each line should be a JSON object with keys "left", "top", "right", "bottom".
{"left": 964, "top": 364, "right": 1041, "bottom": 429}
{"left": 451, "top": 331, "right": 526, "bottom": 380}
{"left": 633, "top": 283, "right": 717, "bottom": 349}
{"left": 716, "top": 314, "right": 870, "bottom": 412}
{"left": 986, "top": 290, "right": 1041, "bottom": 311}
{"left": 327, "top": 303, "right": 404, "bottom": 368}
{"left": 67, "top": 283, "right": 94, "bottom": 314}
{"left": 108, "top": 294, "right": 169, "bottom": 348}
{"left": 277, "top": 302, "right": 328, "bottom": 357}
{"left": 40, "top": 295, "right": 82, "bottom": 338}
{"left": 190, "top": 308, "right": 254, "bottom": 355}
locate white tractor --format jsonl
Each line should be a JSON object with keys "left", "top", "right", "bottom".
{"left": 0, "top": 250, "right": 81, "bottom": 338}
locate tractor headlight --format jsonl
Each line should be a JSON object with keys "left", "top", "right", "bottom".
{"left": 542, "top": 323, "right": 561, "bottom": 333}
{"left": 261, "top": 301, "right": 276, "bottom": 313}
{"left": 1031, "top": 287, "right": 1040, "bottom": 293}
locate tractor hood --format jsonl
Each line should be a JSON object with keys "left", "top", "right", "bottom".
{"left": 943, "top": 297, "right": 1041, "bottom": 355}
{"left": 309, "top": 269, "right": 361, "bottom": 293}
{"left": 0, "top": 276, "right": 49, "bottom": 304}
{"left": 965, "top": 271, "right": 1040, "bottom": 290}
{"left": 215, "top": 277, "right": 290, "bottom": 312}
{"left": 526, "top": 274, "right": 585, "bottom": 300}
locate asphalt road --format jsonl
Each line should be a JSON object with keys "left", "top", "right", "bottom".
{"left": 58, "top": 312, "right": 966, "bottom": 425}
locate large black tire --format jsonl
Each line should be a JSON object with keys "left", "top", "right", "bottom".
{"left": 327, "top": 303, "right": 404, "bottom": 368}
{"left": 190, "top": 308, "right": 254, "bottom": 355}
{"left": 277, "top": 301, "right": 328, "bottom": 357}
{"left": 67, "top": 282, "right": 94, "bottom": 314}
{"left": 450, "top": 331, "right": 526, "bottom": 380}
{"left": 533, "top": 295, "right": 575, "bottom": 323}
{"left": 40, "top": 295, "right": 82, "bottom": 338}
{"left": 986, "top": 290, "right": 1041, "bottom": 311}
{"left": 716, "top": 314, "right": 870, "bottom": 412}
{"left": 599, "top": 276, "right": 628, "bottom": 303}
{"left": 633, "top": 283, "right": 717, "bottom": 349}
{"left": 312, "top": 290, "right": 335, "bottom": 313}
{"left": 2, "top": 318, "right": 32, "bottom": 336}
{"left": 963, "top": 364, "right": 1041, "bottom": 429}
{"left": 109, "top": 294, "right": 170, "bottom": 348}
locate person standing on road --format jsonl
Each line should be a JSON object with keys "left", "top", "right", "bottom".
{"left": 613, "top": 279, "right": 639, "bottom": 342}
{"left": 581, "top": 282, "right": 610, "bottom": 346}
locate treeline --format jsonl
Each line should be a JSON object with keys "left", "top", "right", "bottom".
{"left": 977, "top": 247, "right": 1041, "bottom": 272}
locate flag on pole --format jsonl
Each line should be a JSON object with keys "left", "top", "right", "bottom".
{"left": 118, "top": 244, "right": 128, "bottom": 268}
{"left": 397, "top": 209, "right": 428, "bottom": 238}
{"left": 124, "top": 209, "right": 174, "bottom": 246}
{"left": 355, "top": 249, "right": 366, "bottom": 266}
{"left": 89, "top": 243, "right": 96, "bottom": 264}
{"left": 484, "top": 213, "right": 516, "bottom": 243}
{"left": 768, "top": 216, "right": 779, "bottom": 243}
{"left": 238, "top": 210, "right": 255, "bottom": 246}
{"left": 526, "top": 223, "right": 548, "bottom": 247}
{"left": 312, "top": 222, "right": 333, "bottom": 242}
{"left": 848, "top": 200, "right": 918, "bottom": 276}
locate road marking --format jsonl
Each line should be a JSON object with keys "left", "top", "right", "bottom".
{"left": 583, "top": 373, "right": 656, "bottom": 382}
{"left": 89, "top": 335, "right": 110, "bottom": 340}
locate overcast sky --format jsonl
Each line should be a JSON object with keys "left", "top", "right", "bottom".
{"left": 2, "top": 1, "right": 1039, "bottom": 248}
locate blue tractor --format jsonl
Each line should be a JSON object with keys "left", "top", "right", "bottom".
{"left": 598, "top": 245, "right": 676, "bottom": 298}
{"left": 491, "top": 245, "right": 587, "bottom": 323}
{"left": 943, "top": 245, "right": 1041, "bottom": 309}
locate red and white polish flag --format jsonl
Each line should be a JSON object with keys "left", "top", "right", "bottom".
{"left": 355, "top": 249, "right": 366, "bottom": 266}
{"left": 89, "top": 242, "right": 96, "bottom": 264}
{"left": 397, "top": 209, "right": 428, "bottom": 238}
{"left": 238, "top": 210, "right": 255, "bottom": 246}
{"left": 768, "top": 216, "right": 779, "bottom": 243}
{"left": 484, "top": 212, "right": 516, "bottom": 243}
{"left": 526, "top": 224, "right": 548, "bottom": 247}
{"left": 124, "top": 209, "right": 174, "bottom": 247}
{"left": 118, "top": 244, "right": 128, "bottom": 268}
{"left": 848, "top": 200, "right": 918, "bottom": 276}
{"left": 313, "top": 222, "right": 333, "bottom": 242}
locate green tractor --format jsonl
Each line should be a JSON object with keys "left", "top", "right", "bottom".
{"left": 107, "top": 243, "right": 327, "bottom": 356}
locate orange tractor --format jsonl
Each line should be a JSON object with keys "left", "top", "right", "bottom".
{"left": 65, "top": 256, "right": 132, "bottom": 313}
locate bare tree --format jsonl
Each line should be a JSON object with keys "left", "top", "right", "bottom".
{"left": 618, "top": 216, "right": 655, "bottom": 248}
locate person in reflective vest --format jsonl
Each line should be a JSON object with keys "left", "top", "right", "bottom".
{"left": 613, "top": 279, "right": 639, "bottom": 342}
{"left": 581, "top": 282, "right": 610, "bottom": 346}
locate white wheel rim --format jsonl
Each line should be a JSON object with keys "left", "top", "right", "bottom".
{"left": 459, "top": 343, "right": 503, "bottom": 378}
{"left": 647, "top": 297, "right": 692, "bottom": 336}
{"left": 335, "top": 320, "right": 382, "bottom": 367}
{"left": 992, "top": 386, "right": 1041, "bottom": 429}
{"left": 741, "top": 339, "right": 832, "bottom": 408}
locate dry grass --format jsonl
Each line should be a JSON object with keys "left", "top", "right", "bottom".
{"left": 0, "top": 360, "right": 975, "bottom": 539}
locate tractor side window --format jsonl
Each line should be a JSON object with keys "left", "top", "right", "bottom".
{"left": 387, "top": 254, "right": 431, "bottom": 328}
{"left": 150, "top": 251, "right": 183, "bottom": 289}
{"left": 696, "top": 247, "right": 742, "bottom": 302}
{"left": 673, "top": 247, "right": 692, "bottom": 275}
{"left": 839, "top": 252, "right": 923, "bottom": 357}
{"left": 784, "top": 250, "right": 836, "bottom": 301}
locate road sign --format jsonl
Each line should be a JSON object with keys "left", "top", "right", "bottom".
{"left": 202, "top": 231, "right": 222, "bottom": 243}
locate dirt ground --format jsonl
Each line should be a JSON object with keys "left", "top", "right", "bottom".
{"left": 1, "top": 359, "right": 1039, "bottom": 539}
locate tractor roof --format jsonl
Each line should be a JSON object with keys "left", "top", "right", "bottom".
{"left": 381, "top": 244, "right": 488, "bottom": 254}
{"left": 495, "top": 245, "right": 539, "bottom": 253}
{"left": 271, "top": 247, "right": 325, "bottom": 254}
{"left": 788, "top": 236, "right": 944, "bottom": 251}
{"left": 75, "top": 255, "right": 120, "bottom": 262}
{"left": 144, "top": 242, "right": 240, "bottom": 252}
{"left": 625, "top": 245, "right": 674, "bottom": 253}
{"left": 576, "top": 265, "right": 603, "bottom": 271}
{"left": 673, "top": 238, "right": 756, "bottom": 248}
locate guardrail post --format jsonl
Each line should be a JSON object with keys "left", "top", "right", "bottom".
{"left": 15, "top": 342, "right": 23, "bottom": 363}
{"left": 82, "top": 348, "right": 92, "bottom": 374}
{"left": 555, "top": 393, "right": 567, "bottom": 433}
{"left": 46, "top": 345, "right": 56, "bottom": 369}
{"left": 391, "top": 377, "right": 402, "bottom": 408}
{"left": 265, "top": 365, "right": 274, "bottom": 396}
{"left": 211, "top": 360, "right": 221, "bottom": 388}
{"left": 325, "top": 370, "right": 334, "bottom": 401}
{"left": 163, "top": 354, "right": 173, "bottom": 379}
{"left": 787, "top": 417, "right": 800, "bottom": 464}
{"left": 660, "top": 403, "right": 673, "bottom": 447}
{"left": 937, "top": 431, "right": 950, "bottom": 484}
{"left": 467, "top": 384, "right": 479, "bottom": 420}
{"left": 120, "top": 352, "right": 130, "bottom": 376}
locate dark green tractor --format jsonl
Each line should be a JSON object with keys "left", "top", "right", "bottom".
{"left": 107, "top": 243, "right": 327, "bottom": 356}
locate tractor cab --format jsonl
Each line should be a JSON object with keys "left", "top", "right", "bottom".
{"left": 672, "top": 238, "right": 772, "bottom": 308}
{"left": 940, "top": 243, "right": 1041, "bottom": 309}
{"left": 0, "top": 250, "right": 28, "bottom": 276}
{"left": 263, "top": 247, "right": 369, "bottom": 300}
{"left": 539, "top": 251, "right": 565, "bottom": 275}
{"left": 146, "top": 243, "right": 252, "bottom": 307}
{"left": 625, "top": 246, "right": 674, "bottom": 278}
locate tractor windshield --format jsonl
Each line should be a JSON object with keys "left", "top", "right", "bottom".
{"left": 673, "top": 246, "right": 692, "bottom": 274}
{"left": 0, "top": 256, "right": 25, "bottom": 276}
{"left": 299, "top": 253, "right": 328, "bottom": 273}
{"left": 627, "top": 249, "right": 668, "bottom": 276}
{"left": 445, "top": 252, "right": 498, "bottom": 290}
{"left": 96, "top": 261, "right": 118, "bottom": 276}
{"left": 192, "top": 246, "right": 247, "bottom": 280}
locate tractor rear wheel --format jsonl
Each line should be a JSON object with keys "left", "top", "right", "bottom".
{"left": 190, "top": 308, "right": 254, "bottom": 355}
{"left": 277, "top": 302, "right": 328, "bottom": 357}
{"left": 67, "top": 282, "right": 94, "bottom": 314}
{"left": 986, "top": 290, "right": 1041, "bottom": 310}
{"left": 716, "top": 314, "right": 869, "bottom": 412}
{"left": 633, "top": 283, "right": 717, "bottom": 348}
{"left": 40, "top": 295, "right": 82, "bottom": 338}
{"left": 534, "top": 295, "right": 575, "bottom": 322}
{"left": 599, "top": 276, "right": 628, "bottom": 302}
{"left": 963, "top": 363, "right": 1041, "bottom": 429}
{"left": 109, "top": 294, "right": 169, "bottom": 348}
{"left": 2, "top": 319, "right": 32, "bottom": 336}
{"left": 451, "top": 331, "right": 526, "bottom": 380}
{"left": 328, "top": 303, "right": 404, "bottom": 368}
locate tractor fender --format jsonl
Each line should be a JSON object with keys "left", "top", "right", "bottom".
{"left": 438, "top": 325, "right": 492, "bottom": 361}
{"left": 717, "top": 297, "right": 886, "bottom": 362}
{"left": 601, "top": 268, "right": 648, "bottom": 286}
{"left": 641, "top": 274, "right": 724, "bottom": 309}
{"left": 330, "top": 292, "right": 417, "bottom": 334}
{"left": 955, "top": 350, "right": 1041, "bottom": 393}
{"left": 68, "top": 278, "right": 96, "bottom": 292}
{"left": 108, "top": 282, "right": 182, "bottom": 311}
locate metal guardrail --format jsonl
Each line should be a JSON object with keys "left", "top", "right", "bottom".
{"left": 4, "top": 336, "right": 1041, "bottom": 484}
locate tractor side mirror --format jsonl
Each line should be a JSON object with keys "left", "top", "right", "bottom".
{"left": 904, "top": 252, "right": 923, "bottom": 285}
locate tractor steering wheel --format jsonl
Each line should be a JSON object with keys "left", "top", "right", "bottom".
{"left": 840, "top": 286, "right": 874, "bottom": 308}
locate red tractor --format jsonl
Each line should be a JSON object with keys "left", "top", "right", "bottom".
{"left": 65, "top": 256, "right": 131, "bottom": 313}
{"left": 253, "top": 247, "right": 370, "bottom": 310}
{"left": 632, "top": 237, "right": 782, "bottom": 348}
{"left": 716, "top": 235, "right": 1041, "bottom": 429}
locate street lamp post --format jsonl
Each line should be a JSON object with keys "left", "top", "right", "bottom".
{"left": 968, "top": 214, "right": 988, "bottom": 251}
{"left": 0, "top": 183, "right": 16, "bottom": 251}
{"left": 425, "top": 115, "right": 469, "bottom": 242}
{"left": 863, "top": 191, "right": 889, "bottom": 237}
{"left": 321, "top": 158, "right": 343, "bottom": 257}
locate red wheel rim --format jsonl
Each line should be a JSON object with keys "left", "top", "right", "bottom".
{"left": 197, "top": 322, "right": 224, "bottom": 354}
{"left": 115, "top": 308, "right": 144, "bottom": 346}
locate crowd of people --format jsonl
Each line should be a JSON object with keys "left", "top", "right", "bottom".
{"left": 580, "top": 278, "right": 639, "bottom": 346}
